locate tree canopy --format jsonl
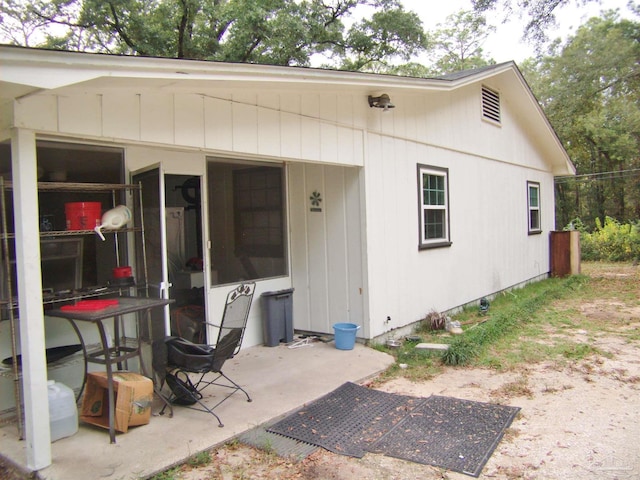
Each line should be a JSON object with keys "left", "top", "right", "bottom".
{"left": 0, "top": 1, "right": 504, "bottom": 75}
{"left": 521, "top": 11, "right": 640, "bottom": 229}
{"left": 0, "top": 0, "right": 428, "bottom": 70}
{"left": 429, "top": 9, "right": 496, "bottom": 74}
{"left": 472, "top": 0, "right": 599, "bottom": 44}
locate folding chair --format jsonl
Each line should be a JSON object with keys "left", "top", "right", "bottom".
{"left": 159, "top": 282, "right": 255, "bottom": 427}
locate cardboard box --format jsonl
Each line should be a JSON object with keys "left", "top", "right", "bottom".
{"left": 80, "top": 371, "right": 153, "bottom": 433}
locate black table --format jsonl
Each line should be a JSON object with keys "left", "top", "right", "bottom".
{"left": 47, "top": 296, "right": 173, "bottom": 443}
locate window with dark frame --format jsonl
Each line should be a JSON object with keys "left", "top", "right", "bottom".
{"left": 418, "top": 164, "right": 451, "bottom": 249}
{"left": 527, "top": 181, "right": 541, "bottom": 234}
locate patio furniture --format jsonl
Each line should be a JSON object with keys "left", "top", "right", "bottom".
{"left": 46, "top": 296, "right": 174, "bottom": 443}
{"left": 158, "top": 283, "right": 255, "bottom": 426}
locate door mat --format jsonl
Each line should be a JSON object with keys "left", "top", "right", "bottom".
{"left": 267, "top": 381, "right": 426, "bottom": 458}
{"left": 369, "top": 395, "right": 520, "bottom": 477}
{"left": 238, "top": 420, "right": 319, "bottom": 462}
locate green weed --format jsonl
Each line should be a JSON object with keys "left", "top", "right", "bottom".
{"left": 187, "top": 450, "right": 211, "bottom": 468}
{"left": 149, "top": 466, "right": 182, "bottom": 480}
{"left": 558, "top": 342, "right": 601, "bottom": 360}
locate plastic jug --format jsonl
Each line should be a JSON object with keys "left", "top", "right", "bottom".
{"left": 48, "top": 380, "right": 78, "bottom": 442}
{"left": 94, "top": 205, "right": 132, "bottom": 241}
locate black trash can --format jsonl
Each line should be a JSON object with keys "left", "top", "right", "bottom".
{"left": 261, "top": 288, "right": 294, "bottom": 347}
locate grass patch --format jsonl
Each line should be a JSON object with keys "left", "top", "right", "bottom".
{"left": 442, "top": 275, "right": 589, "bottom": 366}
{"left": 373, "top": 342, "right": 444, "bottom": 383}
{"left": 149, "top": 466, "right": 182, "bottom": 480}
{"left": 187, "top": 450, "right": 212, "bottom": 468}
{"left": 377, "top": 272, "right": 605, "bottom": 373}
{"left": 557, "top": 342, "right": 602, "bottom": 360}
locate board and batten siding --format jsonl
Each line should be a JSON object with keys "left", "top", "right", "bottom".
{"left": 9, "top": 78, "right": 562, "bottom": 342}
{"left": 13, "top": 90, "right": 365, "bottom": 168}
{"left": 364, "top": 133, "right": 554, "bottom": 338}
{"left": 288, "top": 163, "right": 366, "bottom": 338}
{"left": 363, "top": 85, "right": 557, "bottom": 339}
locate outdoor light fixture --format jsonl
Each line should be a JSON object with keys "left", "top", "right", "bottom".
{"left": 368, "top": 94, "right": 395, "bottom": 111}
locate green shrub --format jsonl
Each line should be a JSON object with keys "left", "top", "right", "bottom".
{"left": 566, "top": 217, "right": 640, "bottom": 262}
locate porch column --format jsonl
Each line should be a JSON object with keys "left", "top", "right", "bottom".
{"left": 11, "top": 128, "right": 51, "bottom": 470}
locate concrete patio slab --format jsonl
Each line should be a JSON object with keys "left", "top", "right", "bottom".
{"left": 0, "top": 341, "right": 394, "bottom": 480}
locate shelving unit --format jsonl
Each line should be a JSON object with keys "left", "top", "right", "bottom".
{"left": 0, "top": 178, "right": 149, "bottom": 437}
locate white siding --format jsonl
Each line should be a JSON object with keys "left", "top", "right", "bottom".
{"left": 365, "top": 125, "right": 554, "bottom": 337}
{"left": 288, "top": 163, "right": 365, "bottom": 336}
{"left": 204, "top": 94, "right": 233, "bottom": 151}
{"left": 58, "top": 94, "right": 101, "bottom": 135}
{"left": 12, "top": 90, "right": 364, "bottom": 167}
{"left": 140, "top": 93, "right": 174, "bottom": 144}
{"left": 174, "top": 94, "right": 204, "bottom": 147}
{"left": 8, "top": 73, "right": 561, "bottom": 342}
{"left": 102, "top": 92, "right": 140, "bottom": 140}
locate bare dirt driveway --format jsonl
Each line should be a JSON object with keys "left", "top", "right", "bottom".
{"left": 175, "top": 262, "right": 640, "bottom": 480}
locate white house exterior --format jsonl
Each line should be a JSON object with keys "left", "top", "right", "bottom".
{"left": 0, "top": 46, "right": 574, "bottom": 469}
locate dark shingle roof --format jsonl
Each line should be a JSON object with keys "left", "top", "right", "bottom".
{"left": 435, "top": 62, "right": 514, "bottom": 81}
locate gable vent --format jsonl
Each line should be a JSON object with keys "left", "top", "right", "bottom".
{"left": 482, "top": 86, "right": 501, "bottom": 124}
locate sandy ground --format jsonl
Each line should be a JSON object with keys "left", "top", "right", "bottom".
{"left": 179, "top": 341, "right": 640, "bottom": 480}
{"left": 176, "top": 264, "right": 640, "bottom": 480}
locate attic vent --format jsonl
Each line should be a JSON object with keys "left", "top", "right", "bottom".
{"left": 482, "top": 86, "right": 501, "bottom": 124}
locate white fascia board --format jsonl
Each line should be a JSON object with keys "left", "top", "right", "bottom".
{"left": 1, "top": 47, "right": 575, "bottom": 175}
{"left": 0, "top": 46, "right": 446, "bottom": 94}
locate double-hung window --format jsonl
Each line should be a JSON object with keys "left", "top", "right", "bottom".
{"left": 527, "top": 181, "right": 541, "bottom": 234}
{"left": 418, "top": 164, "right": 451, "bottom": 249}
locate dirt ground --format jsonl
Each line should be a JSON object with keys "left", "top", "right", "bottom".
{"left": 177, "top": 263, "right": 640, "bottom": 480}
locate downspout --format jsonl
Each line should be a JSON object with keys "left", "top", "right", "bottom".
{"left": 11, "top": 128, "right": 51, "bottom": 470}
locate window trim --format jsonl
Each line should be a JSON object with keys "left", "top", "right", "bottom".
{"left": 417, "top": 164, "right": 451, "bottom": 250}
{"left": 527, "top": 181, "right": 542, "bottom": 235}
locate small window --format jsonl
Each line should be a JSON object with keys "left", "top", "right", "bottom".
{"left": 482, "top": 85, "right": 501, "bottom": 124}
{"left": 418, "top": 165, "right": 451, "bottom": 249}
{"left": 527, "top": 181, "right": 541, "bottom": 234}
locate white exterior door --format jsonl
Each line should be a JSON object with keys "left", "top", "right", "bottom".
{"left": 132, "top": 165, "right": 171, "bottom": 336}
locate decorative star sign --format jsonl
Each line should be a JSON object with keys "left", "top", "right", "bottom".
{"left": 310, "top": 191, "right": 322, "bottom": 211}
{"left": 310, "top": 191, "right": 322, "bottom": 206}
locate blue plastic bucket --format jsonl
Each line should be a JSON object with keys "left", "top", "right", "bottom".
{"left": 333, "top": 323, "right": 361, "bottom": 350}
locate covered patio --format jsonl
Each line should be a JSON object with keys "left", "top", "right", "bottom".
{"left": 0, "top": 340, "right": 394, "bottom": 480}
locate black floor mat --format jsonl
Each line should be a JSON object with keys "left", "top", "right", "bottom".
{"left": 238, "top": 420, "right": 318, "bottom": 461}
{"left": 369, "top": 395, "right": 520, "bottom": 477}
{"left": 267, "top": 382, "right": 425, "bottom": 457}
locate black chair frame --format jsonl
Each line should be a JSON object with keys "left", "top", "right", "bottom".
{"left": 159, "top": 282, "right": 255, "bottom": 427}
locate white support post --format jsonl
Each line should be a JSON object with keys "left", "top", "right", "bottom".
{"left": 11, "top": 128, "right": 51, "bottom": 470}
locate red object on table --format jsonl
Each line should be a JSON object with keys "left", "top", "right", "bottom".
{"left": 112, "top": 266, "right": 132, "bottom": 278}
{"left": 60, "top": 299, "right": 119, "bottom": 312}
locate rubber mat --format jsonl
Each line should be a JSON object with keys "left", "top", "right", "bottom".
{"left": 267, "top": 382, "right": 426, "bottom": 458}
{"left": 238, "top": 422, "right": 318, "bottom": 461}
{"left": 369, "top": 395, "right": 520, "bottom": 477}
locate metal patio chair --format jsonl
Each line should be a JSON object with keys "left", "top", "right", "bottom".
{"left": 158, "top": 282, "right": 255, "bottom": 426}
